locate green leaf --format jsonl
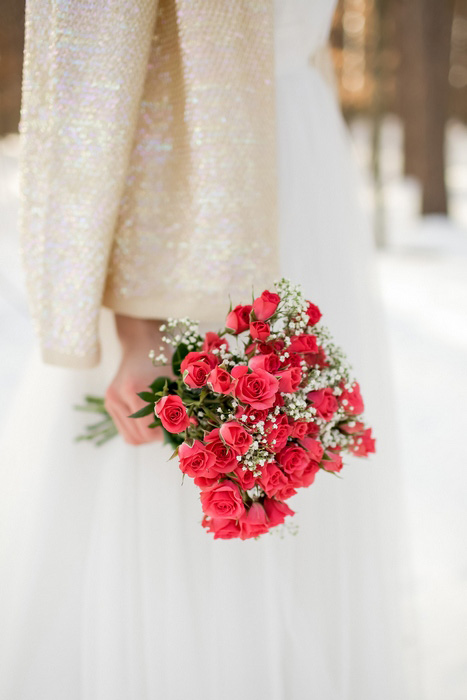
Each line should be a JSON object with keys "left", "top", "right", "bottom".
{"left": 137, "top": 391, "right": 156, "bottom": 403}
{"left": 149, "top": 376, "right": 170, "bottom": 393}
{"left": 162, "top": 428, "right": 185, "bottom": 449}
{"left": 172, "top": 343, "right": 189, "bottom": 376}
{"left": 83, "top": 395, "right": 105, "bottom": 405}
{"left": 129, "top": 404, "right": 154, "bottom": 419}
{"left": 147, "top": 420, "right": 161, "bottom": 429}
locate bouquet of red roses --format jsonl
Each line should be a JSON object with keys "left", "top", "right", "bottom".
{"left": 78, "top": 279, "right": 375, "bottom": 540}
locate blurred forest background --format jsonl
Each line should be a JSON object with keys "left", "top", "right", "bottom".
{"left": 1, "top": 0, "right": 466, "bottom": 228}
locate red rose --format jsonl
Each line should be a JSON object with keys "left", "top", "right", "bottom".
{"left": 239, "top": 503, "right": 270, "bottom": 539}
{"left": 234, "top": 467, "right": 257, "bottom": 491}
{"left": 340, "top": 382, "right": 364, "bottom": 415}
{"left": 225, "top": 305, "right": 252, "bottom": 334}
{"left": 231, "top": 365, "right": 249, "bottom": 380}
{"left": 290, "top": 421, "right": 309, "bottom": 439}
{"left": 207, "top": 366, "right": 233, "bottom": 394}
{"left": 252, "top": 290, "right": 280, "bottom": 321}
{"left": 249, "top": 321, "right": 271, "bottom": 341}
{"left": 275, "top": 483, "right": 297, "bottom": 501}
{"left": 258, "top": 461, "right": 289, "bottom": 497}
{"left": 200, "top": 481, "right": 245, "bottom": 520}
{"left": 264, "top": 414, "right": 291, "bottom": 453}
{"left": 322, "top": 451, "right": 343, "bottom": 472}
{"left": 202, "top": 332, "right": 228, "bottom": 353}
{"left": 305, "top": 301, "right": 322, "bottom": 326}
{"left": 299, "top": 437, "right": 324, "bottom": 463}
{"left": 277, "top": 445, "right": 310, "bottom": 477}
{"left": 202, "top": 516, "right": 241, "bottom": 540}
{"left": 288, "top": 334, "right": 318, "bottom": 354}
{"left": 290, "top": 459, "right": 320, "bottom": 487}
{"left": 248, "top": 353, "right": 281, "bottom": 374}
{"left": 273, "top": 392, "right": 285, "bottom": 408}
{"left": 263, "top": 498, "right": 295, "bottom": 527}
{"left": 340, "top": 420, "right": 365, "bottom": 435}
{"left": 285, "top": 353, "right": 302, "bottom": 368}
{"left": 194, "top": 474, "right": 220, "bottom": 490}
{"left": 180, "top": 351, "right": 218, "bottom": 374}
{"left": 235, "top": 405, "right": 269, "bottom": 426}
{"left": 205, "top": 429, "right": 238, "bottom": 474}
{"left": 306, "top": 421, "right": 320, "bottom": 438}
{"left": 350, "top": 428, "right": 376, "bottom": 457}
{"left": 182, "top": 359, "right": 211, "bottom": 389}
{"left": 219, "top": 421, "right": 253, "bottom": 455}
{"left": 278, "top": 367, "right": 302, "bottom": 393}
{"left": 178, "top": 440, "right": 217, "bottom": 479}
{"left": 307, "top": 388, "right": 338, "bottom": 421}
{"left": 234, "top": 368, "right": 279, "bottom": 410}
{"left": 155, "top": 395, "right": 190, "bottom": 433}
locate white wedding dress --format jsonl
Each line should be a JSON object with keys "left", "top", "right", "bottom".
{"left": 0, "top": 2, "right": 413, "bottom": 698}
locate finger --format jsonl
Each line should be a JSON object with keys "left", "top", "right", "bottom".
{"left": 107, "top": 397, "right": 141, "bottom": 445}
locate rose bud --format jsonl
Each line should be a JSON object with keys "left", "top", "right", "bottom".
{"left": 340, "top": 420, "right": 365, "bottom": 435}
{"left": 202, "top": 332, "right": 228, "bottom": 353}
{"left": 252, "top": 290, "right": 280, "bottom": 321}
{"left": 263, "top": 498, "right": 295, "bottom": 527}
{"left": 249, "top": 321, "right": 271, "bottom": 341}
{"left": 225, "top": 305, "right": 252, "bottom": 334}
{"left": 234, "top": 466, "right": 257, "bottom": 491}
{"left": 321, "top": 450, "right": 344, "bottom": 472}
{"left": 299, "top": 437, "right": 324, "bottom": 462}
{"left": 307, "top": 388, "right": 338, "bottom": 421}
{"left": 194, "top": 474, "right": 220, "bottom": 490}
{"left": 305, "top": 301, "right": 322, "bottom": 326}
{"left": 339, "top": 382, "right": 364, "bottom": 415}
{"left": 180, "top": 351, "right": 218, "bottom": 374}
{"left": 239, "top": 503, "right": 270, "bottom": 540}
{"left": 350, "top": 428, "right": 376, "bottom": 457}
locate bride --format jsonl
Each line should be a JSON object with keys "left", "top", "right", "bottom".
{"left": 0, "top": 1, "right": 413, "bottom": 698}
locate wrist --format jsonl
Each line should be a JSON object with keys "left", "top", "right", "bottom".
{"left": 115, "top": 314, "right": 165, "bottom": 354}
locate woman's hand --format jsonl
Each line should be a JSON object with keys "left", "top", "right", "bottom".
{"left": 105, "top": 314, "right": 170, "bottom": 445}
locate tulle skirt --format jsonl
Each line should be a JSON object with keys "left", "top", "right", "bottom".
{"left": 0, "top": 65, "right": 412, "bottom": 700}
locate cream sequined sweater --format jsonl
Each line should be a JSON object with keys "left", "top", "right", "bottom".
{"left": 20, "top": 0, "right": 278, "bottom": 368}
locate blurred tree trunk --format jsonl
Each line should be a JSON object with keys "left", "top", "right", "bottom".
{"left": 397, "top": 0, "right": 426, "bottom": 181}
{"left": 0, "top": 0, "right": 25, "bottom": 135}
{"left": 421, "top": 0, "right": 454, "bottom": 215}
{"left": 397, "top": 0, "right": 454, "bottom": 215}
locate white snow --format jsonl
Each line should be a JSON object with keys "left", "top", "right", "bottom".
{"left": 1, "top": 118, "right": 466, "bottom": 700}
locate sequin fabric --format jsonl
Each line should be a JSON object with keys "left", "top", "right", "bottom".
{"left": 20, "top": 0, "right": 278, "bottom": 368}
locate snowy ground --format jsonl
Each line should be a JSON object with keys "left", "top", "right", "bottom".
{"left": 352, "top": 117, "right": 467, "bottom": 700}
{"left": 1, "top": 119, "right": 466, "bottom": 700}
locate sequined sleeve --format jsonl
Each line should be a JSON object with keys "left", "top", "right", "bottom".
{"left": 20, "top": 0, "right": 278, "bottom": 369}
{"left": 20, "top": 0, "right": 158, "bottom": 368}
